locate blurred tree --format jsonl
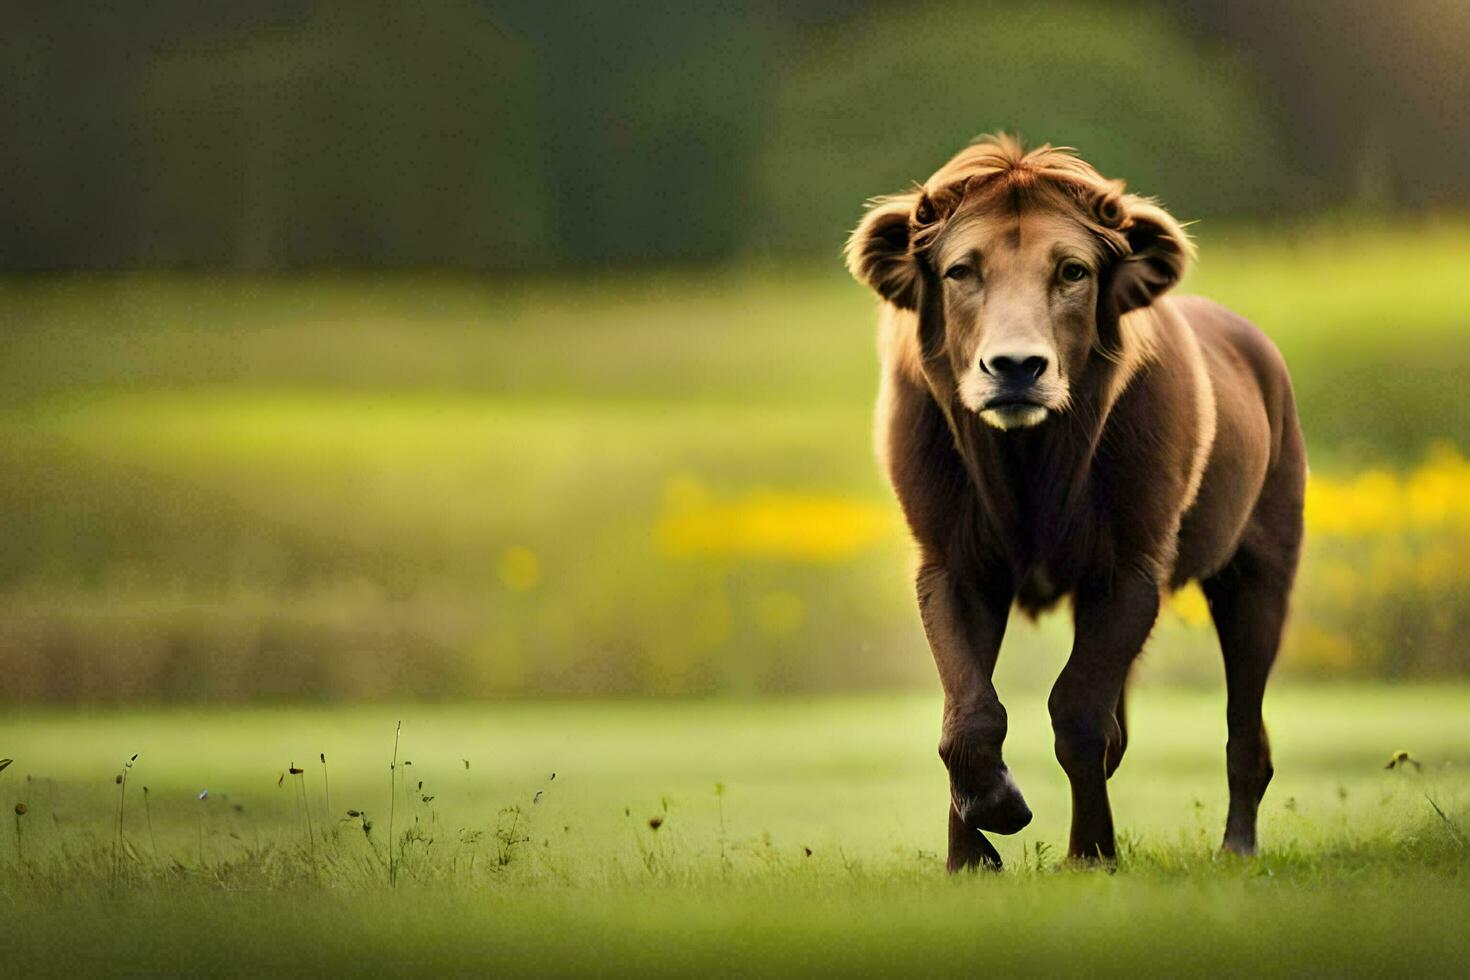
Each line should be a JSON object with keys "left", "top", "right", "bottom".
{"left": 1168, "top": 0, "right": 1470, "bottom": 211}
{"left": 750, "top": 0, "right": 1298, "bottom": 256}
{"left": 139, "top": 0, "right": 552, "bottom": 268}
{"left": 491, "top": 1, "right": 784, "bottom": 265}
{"left": 0, "top": 0, "right": 1464, "bottom": 271}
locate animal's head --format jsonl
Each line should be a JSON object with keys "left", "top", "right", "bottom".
{"left": 845, "top": 135, "right": 1194, "bottom": 430}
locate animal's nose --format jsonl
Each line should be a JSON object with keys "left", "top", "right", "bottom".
{"left": 982, "top": 354, "right": 1049, "bottom": 384}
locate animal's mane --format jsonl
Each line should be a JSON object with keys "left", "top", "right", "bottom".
{"left": 908, "top": 133, "right": 1195, "bottom": 268}
{"left": 842, "top": 133, "right": 1197, "bottom": 317}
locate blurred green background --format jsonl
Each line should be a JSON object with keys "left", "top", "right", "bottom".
{"left": 2, "top": 0, "right": 1468, "bottom": 702}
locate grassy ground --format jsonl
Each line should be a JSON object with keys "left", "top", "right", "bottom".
{"left": 3, "top": 685, "right": 1469, "bottom": 974}
{"left": 3, "top": 227, "right": 1468, "bottom": 970}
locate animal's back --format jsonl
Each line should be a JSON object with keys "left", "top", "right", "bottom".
{"left": 1170, "top": 294, "right": 1307, "bottom": 586}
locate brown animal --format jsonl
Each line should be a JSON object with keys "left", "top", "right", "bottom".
{"left": 844, "top": 135, "right": 1305, "bottom": 870}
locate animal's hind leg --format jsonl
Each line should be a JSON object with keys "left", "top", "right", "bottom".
{"left": 1202, "top": 548, "right": 1294, "bottom": 855}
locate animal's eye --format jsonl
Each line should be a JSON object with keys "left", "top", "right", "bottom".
{"left": 1059, "top": 260, "right": 1090, "bottom": 283}
{"left": 943, "top": 263, "right": 974, "bottom": 282}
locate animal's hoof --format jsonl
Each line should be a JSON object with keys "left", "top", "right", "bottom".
{"left": 954, "top": 764, "right": 1033, "bottom": 835}
{"left": 947, "top": 833, "right": 1003, "bottom": 873}
{"left": 948, "top": 805, "right": 1004, "bottom": 872}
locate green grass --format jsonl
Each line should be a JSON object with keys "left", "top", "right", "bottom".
{"left": 3, "top": 229, "right": 1466, "bottom": 970}
{"left": 2, "top": 686, "right": 1469, "bottom": 973}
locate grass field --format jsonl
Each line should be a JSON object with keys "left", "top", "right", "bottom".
{"left": 2, "top": 225, "right": 1469, "bottom": 972}
{"left": 2, "top": 223, "right": 1469, "bottom": 700}
{"left": 3, "top": 686, "right": 1469, "bottom": 973}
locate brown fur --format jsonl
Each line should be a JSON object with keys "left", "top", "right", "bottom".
{"left": 846, "top": 135, "right": 1305, "bottom": 869}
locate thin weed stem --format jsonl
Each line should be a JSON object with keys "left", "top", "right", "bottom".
{"left": 1427, "top": 793, "right": 1468, "bottom": 848}
{"left": 297, "top": 768, "right": 316, "bottom": 861}
{"left": 113, "top": 753, "right": 136, "bottom": 886}
{"left": 389, "top": 720, "right": 401, "bottom": 886}
{"left": 197, "top": 792, "right": 208, "bottom": 867}
{"left": 321, "top": 753, "right": 331, "bottom": 831}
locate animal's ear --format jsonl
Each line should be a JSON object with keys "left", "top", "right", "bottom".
{"left": 845, "top": 193, "right": 921, "bottom": 310}
{"left": 1109, "top": 198, "right": 1194, "bottom": 315}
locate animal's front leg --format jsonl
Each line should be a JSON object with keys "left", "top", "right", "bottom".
{"left": 948, "top": 801, "right": 1002, "bottom": 871}
{"left": 916, "top": 562, "right": 1030, "bottom": 872}
{"left": 1049, "top": 571, "right": 1160, "bottom": 862}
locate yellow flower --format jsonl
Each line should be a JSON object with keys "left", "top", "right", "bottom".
{"left": 1305, "top": 443, "right": 1470, "bottom": 539}
{"left": 498, "top": 546, "right": 541, "bottom": 592}
{"left": 657, "top": 476, "right": 897, "bottom": 562}
{"left": 1166, "top": 584, "right": 1212, "bottom": 627}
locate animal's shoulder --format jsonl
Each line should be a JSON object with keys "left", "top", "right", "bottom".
{"left": 1169, "top": 294, "right": 1291, "bottom": 385}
